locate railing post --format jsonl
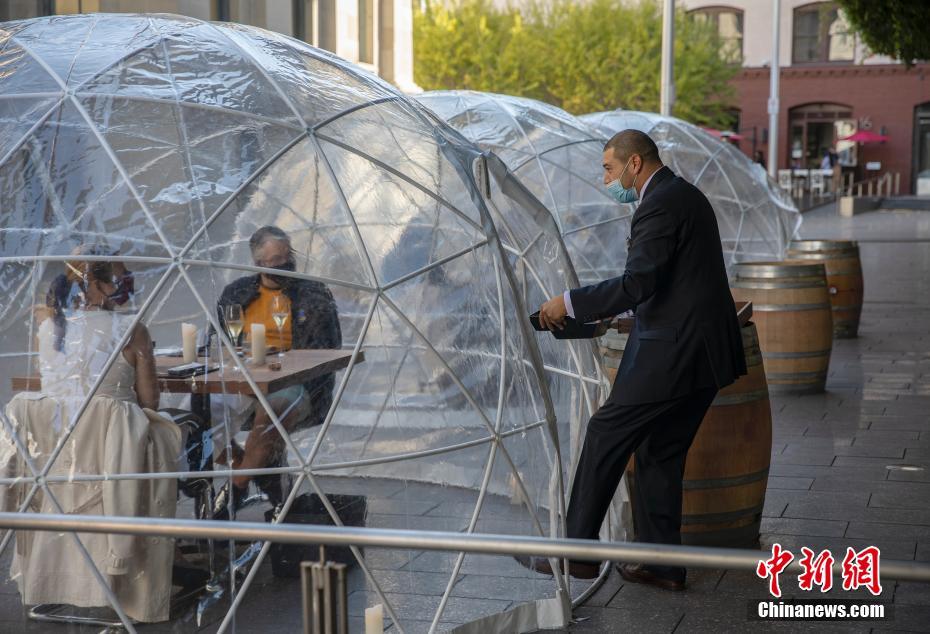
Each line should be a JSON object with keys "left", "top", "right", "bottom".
{"left": 303, "top": 561, "right": 348, "bottom": 634}
{"left": 895, "top": 172, "right": 900, "bottom": 195}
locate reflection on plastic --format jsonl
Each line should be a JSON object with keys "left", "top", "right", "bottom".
{"left": 0, "top": 13, "right": 609, "bottom": 633}
{"left": 582, "top": 110, "right": 803, "bottom": 273}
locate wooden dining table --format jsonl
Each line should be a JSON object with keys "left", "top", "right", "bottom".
{"left": 11, "top": 349, "right": 364, "bottom": 397}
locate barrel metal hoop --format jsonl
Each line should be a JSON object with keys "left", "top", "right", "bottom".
{"left": 752, "top": 302, "right": 832, "bottom": 312}
{"left": 733, "top": 262, "right": 826, "bottom": 278}
{"left": 730, "top": 280, "right": 827, "bottom": 290}
{"left": 788, "top": 240, "right": 858, "bottom": 252}
{"left": 762, "top": 348, "right": 832, "bottom": 360}
{"left": 786, "top": 254, "right": 860, "bottom": 263}
{"left": 711, "top": 388, "right": 770, "bottom": 406}
{"left": 681, "top": 503, "right": 765, "bottom": 525}
{"left": 683, "top": 467, "right": 770, "bottom": 490}
{"left": 832, "top": 305, "right": 862, "bottom": 312}
{"left": 766, "top": 370, "right": 829, "bottom": 379}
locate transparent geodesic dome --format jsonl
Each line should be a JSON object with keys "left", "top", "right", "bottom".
{"left": 416, "top": 91, "right": 635, "bottom": 286}
{"left": 0, "top": 13, "right": 606, "bottom": 633}
{"left": 582, "top": 110, "right": 802, "bottom": 270}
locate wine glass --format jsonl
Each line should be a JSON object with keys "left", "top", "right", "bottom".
{"left": 224, "top": 303, "right": 244, "bottom": 348}
{"left": 270, "top": 294, "right": 288, "bottom": 358}
{"left": 224, "top": 303, "right": 244, "bottom": 373}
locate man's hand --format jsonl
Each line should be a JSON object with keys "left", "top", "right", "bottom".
{"left": 539, "top": 294, "right": 568, "bottom": 331}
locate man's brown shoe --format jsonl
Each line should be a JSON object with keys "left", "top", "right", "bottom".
{"left": 513, "top": 555, "right": 601, "bottom": 579}
{"left": 617, "top": 563, "right": 685, "bottom": 591}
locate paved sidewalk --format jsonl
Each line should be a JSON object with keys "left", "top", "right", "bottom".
{"left": 553, "top": 202, "right": 930, "bottom": 633}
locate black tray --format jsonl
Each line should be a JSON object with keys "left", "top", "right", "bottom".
{"left": 529, "top": 311, "right": 600, "bottom": 339}
{"left": 265, "top": 493, "right": 367, "bottom": 577}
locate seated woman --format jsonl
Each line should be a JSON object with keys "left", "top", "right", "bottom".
{"left": 0, "top": 255, "right": 181, "bottom": 624}
{"left": 45, "top": 244, "right": 136, "bottom": 320}
{"left": 211, "top": 226, "right": 341, "bottom": 518}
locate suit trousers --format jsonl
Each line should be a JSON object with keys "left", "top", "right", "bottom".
{"left": 566, "top": 386, "right": 718, "bottom": 582}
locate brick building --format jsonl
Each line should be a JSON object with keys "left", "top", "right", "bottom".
{"left": 683, "top": 0, "right": 930, "bottom": 194}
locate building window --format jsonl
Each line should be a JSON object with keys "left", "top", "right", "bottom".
{"left": 294, "top": 0, "right": 313, "bottom": 44}
{"left": 0, "top": 0, "right": 50, "bottom": 20}
{"left": 227, "top": 1, "right": 268, "bottom": 29}
{"left": 792, "top": 2, "right": 855, "bottom": 64}
{"left": 54, "top": 1, "right": 216, "bottom": 20}
{"left": 915, "top": 103, "right": 930, "bottom": 193}
{"left": 358, "top": 0, "right": 375, "bottom": 65}
{"left": 788, "top": 102, "right": 853, "bottom": 169}
{"left": 690, "top": 6, "right": 743, "bottom": 64}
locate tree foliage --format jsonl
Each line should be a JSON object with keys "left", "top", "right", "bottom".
{"left": 836, "top": 0, "right": 930, "bottom": 66}
{"left": 413, "top": 0, "right": 740, "bottom": 128}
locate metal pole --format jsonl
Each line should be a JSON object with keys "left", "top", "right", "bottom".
{"left": 0, "top": 512, "right": 927, "bottom": 583}
{"left": 767, "top": 0, "right": 781, "bottom": 179}
{"left": 660, "top": 0, "right": 675, "bottom": 116}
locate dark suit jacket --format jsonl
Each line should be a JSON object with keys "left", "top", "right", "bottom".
{"left": 570, "top": 166, "right": 746, "bottom": 405}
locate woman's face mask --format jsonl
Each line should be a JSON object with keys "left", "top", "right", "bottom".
{"left": 606, "top": 157, "right": 639, "bottom": 204}
{"left": 108, "top": 271, "right": 134, "bottom": 305}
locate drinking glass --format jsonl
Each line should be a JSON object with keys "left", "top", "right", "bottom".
{"left": 270, "top": 294, "right": 288, "bottom": 358}
{"left": 224, "top": 303, "right": 244, "bottom": 373}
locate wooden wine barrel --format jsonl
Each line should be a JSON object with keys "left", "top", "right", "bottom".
{"left": 787, "top": 240, "right": 863, "bottom": 339}
{"left": 730, "top": 261, "right": 833, "bottom": 394}
{"left": 679, "top": 322, "right": 772, "bottom": 547}
{"left": 622, "top": 322, "right": 773, "bottom": 547}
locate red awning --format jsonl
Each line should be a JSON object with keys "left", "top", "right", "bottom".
{"left": 839, "top": 130, "right": 889, "bottom": 144}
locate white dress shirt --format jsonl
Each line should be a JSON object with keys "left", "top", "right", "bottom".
{"left": 563, "top": 167, "right": 661, "bottom": 320}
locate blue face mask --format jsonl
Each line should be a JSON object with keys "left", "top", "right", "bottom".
{"left": 606, "top": 158, "right": 638, "bottom": 204}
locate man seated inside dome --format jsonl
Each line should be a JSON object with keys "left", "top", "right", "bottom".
{"left": 211, "top": 226, "right": 341, "bottom": 519}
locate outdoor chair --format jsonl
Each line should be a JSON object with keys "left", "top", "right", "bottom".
{"left": 777, "top": 169, "right": 793, "bottom": 195}
{"left": 810, "top": 170, "right": 826, "bottom": 198}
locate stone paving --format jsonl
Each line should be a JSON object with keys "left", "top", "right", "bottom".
{"left": 551, "top": 202, "right": 930, "bottom": 633}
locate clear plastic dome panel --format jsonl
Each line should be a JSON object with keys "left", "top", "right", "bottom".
{"left": 417, "top": 91, "right": 636, "bottom": 286}
{"left": 582, "top": 109, "right": 802, "bottom": 272}
{"left": 0, "top": 14, "right": 612, "bottom": 632}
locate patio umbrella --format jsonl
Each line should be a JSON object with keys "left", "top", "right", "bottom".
{"left": 702, "top": 127, "right": 744, "bottom": 141}
{"left": 839, "top": 129, "right": 889, "bottom": 143}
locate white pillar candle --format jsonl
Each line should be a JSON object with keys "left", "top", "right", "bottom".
{"left": 251, "top": 323, "right": 266, "bottom": 365}
{"left": 364, "top": 604, "right": 383, "bottom": 633}
{"left": 181, "top": 322, "right": 197, "bottom": 363}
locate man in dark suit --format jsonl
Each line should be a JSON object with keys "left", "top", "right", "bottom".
{"left": 533, "top": 130, "right": 746, "bottom": 590}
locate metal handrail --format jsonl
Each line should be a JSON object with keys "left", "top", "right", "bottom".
{"left": 0, "top": 512, "right": 928, "bottom": 583}
{"left": 841, "top": 171, "right": 900, "bottom": 198}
